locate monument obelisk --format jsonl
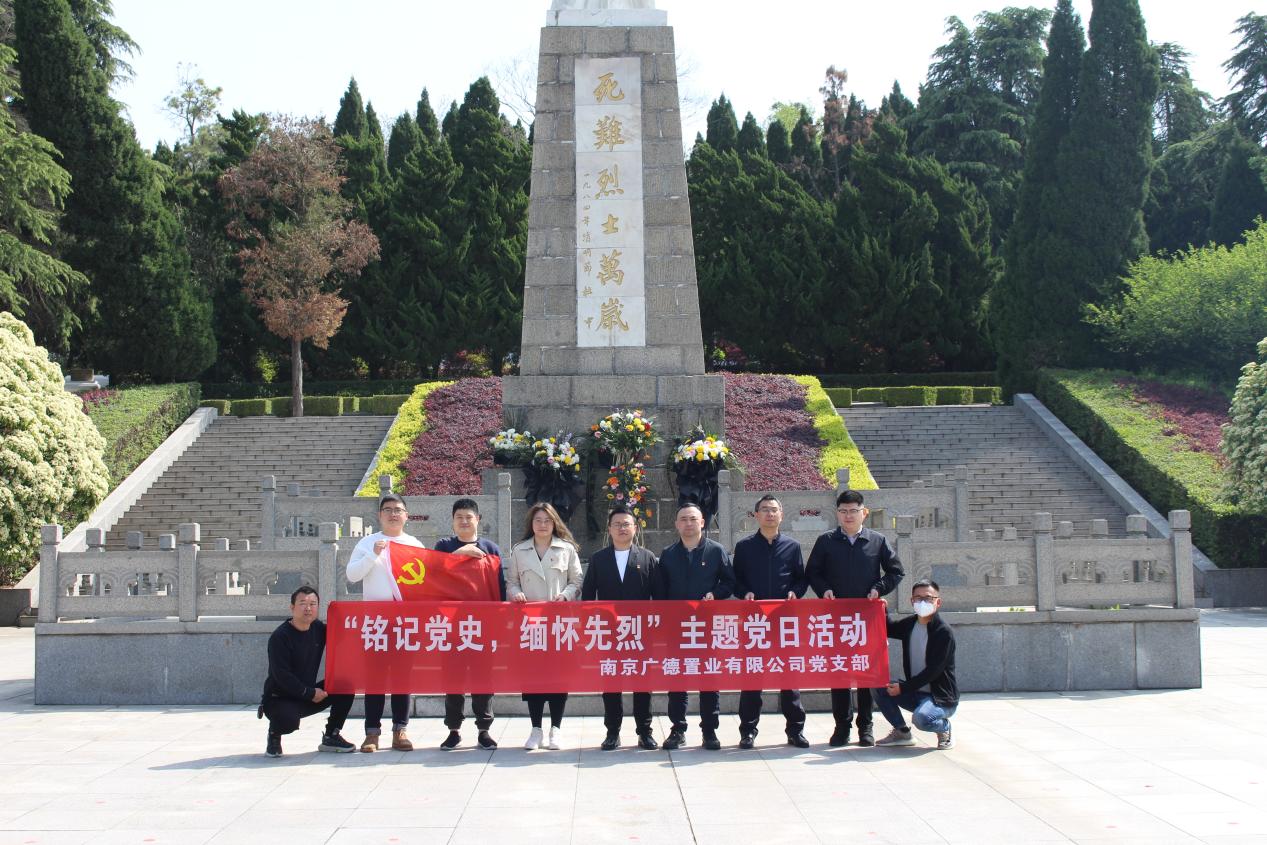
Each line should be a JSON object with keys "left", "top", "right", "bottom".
{"left": 502, "top": 0, "right": 725, "bottom": 438}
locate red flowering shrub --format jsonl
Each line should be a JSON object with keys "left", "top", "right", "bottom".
{"left": 79, "top": 388, "right": 118, "bottom": 412}
{"left": 1118, "top": 378, "right": 1230, "bottom": 457}
{"left": 722, "top": 373, "right": 831, "bottom": 491}
{"left": 402, "top": 378, "right": 502, "bottom": 495}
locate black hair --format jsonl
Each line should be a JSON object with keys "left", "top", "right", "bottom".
{"left": 607, "top": 504, "right": 635, "bottom": 524}
{"left": 378, "top": 493, "right": 405, "bottom": 511}
{"left": 835, "top": 489, "right": 865, "bottom": 507}
{"left": 290, "top": 585, "right": 319, "bottom": 604}
{"left": 754, "top": 494, "right": 781, "bottom": 511}
{"left": 676, "top": 502, "right": 704, "bottom": 517}
{"left": 452, "top": 498, "right": 480, "bottom": 516}
{"left": 911, "top": 579, "right": 940, "bottom": 594}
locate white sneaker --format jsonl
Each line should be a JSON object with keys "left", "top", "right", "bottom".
{"left": 524, "top": 727, "right": 543, "bottom": 750}
{"left": 876, "top": 727, "right": 917, "bottom": 747}
{"left": 547, "top": 726, "right": 562, "bottom": 750}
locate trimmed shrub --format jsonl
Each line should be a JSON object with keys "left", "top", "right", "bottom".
{"left": 304, "top": 396, "right": 344, "bottom": 416}
{"left": 935, "top": 387, "right": 974, "bottom": 405}
{"left": 792, "top": 376, "right": 878, "bottom": 489}
{"left": 1035, "top": 368, "right": 1267, "bottom": 569}
{"left": 270, "top": 397, "right": 292, "bottom": 418}
{"left": 855, "top": 387, "right": 886, "bottom": 403}
{"left": 817, "top": 371, "right": 997, "bottom": 388}
{"left": 357, "top": 381, "right": 452, "bottom": 496}
{"left": 972, "top": 386, "right": 1003, "bottom": 405}
{"left": 200, "top": 399, "right": 231, "bottom": 415}
{"left": 824, "top": 387, "right": 853, "bottom": 407}
{"left": 0, "top": 313, "right": 108, "bottom": 584}
{"left": 884, "top": 387, "right": 937, "bottom": 406}
{"left": 233, "top": 398, "right": 271, "bottom": 416}
{"left": 200, "top": 379, "right": 421, "bottom": 400}
{"left": 87, "top": 383, "right": 202, "bottom": 488}
{"left": 344, "top": 396, "right": 360, "bottom": 413}
{"left": 360, "top": 394, "right": 410, "bottom": 416}
{"left": 1223, "top": 338, "right": 1267, "bottom": 511}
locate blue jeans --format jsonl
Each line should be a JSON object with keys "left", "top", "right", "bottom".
{"left": 873, "top": 687, "right": 955, "bottom": 733}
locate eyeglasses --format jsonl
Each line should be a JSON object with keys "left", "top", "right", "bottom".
{"left": 380, "top": 507, "right": 407, "bottom": 515}
{"left": 836, "top": 507, "right": 864, "bottom": 515}
{"left": 912, "top": 595, "right": 938, "bottom": 602}
{"left": 756, "top": 507, "right": 781, "bottom": 514}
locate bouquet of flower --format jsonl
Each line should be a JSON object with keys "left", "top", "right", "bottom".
{"left": 671, "top": 432, "right": 732, "bottom": 467}
{"left": 605, "top": 461, "right": 654, "bottom": 528}
{"left": 590, "top": 409, "right": 660, "bottom": 455}
{"left": 523, "top": 433, "right": 583, "bottom": 521}
{"left": 669, "top": 426, "right": 734, "bottom": 528}
{"left": 489, "top": 428, "right": 534, "bottom": 466}
{"left": 530, "top": 434, "right": 581, "bottom": 478}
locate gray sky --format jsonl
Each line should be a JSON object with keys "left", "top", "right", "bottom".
{"left": 110, "top": 0, "right": 1250, "bottom": 151}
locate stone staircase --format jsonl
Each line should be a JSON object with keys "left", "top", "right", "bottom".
{"left": 104, "top": 416, "right": 394, "bottom": 549}
{"left": 841, "top": 405, "right": 1130, "bottom": 537}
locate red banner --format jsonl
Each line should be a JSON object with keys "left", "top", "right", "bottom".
{"left": 388, "top": 543, "right": 501, "bottom": 602}
{"left": 325, "top": 599, "right": 888, "bottom": 694}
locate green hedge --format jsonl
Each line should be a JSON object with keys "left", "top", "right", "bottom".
{"left": 233, "top": 398, "right": 271, "bottom": 416}
{"left": 200, "top": 399, "right": 231, "bottom": 415}
{"left": 817, "top": 371, "right": 997, "bottom": 388}
{"left": 305, "top": 396, "right": 344, "bottom": 416}
{"left": 360, "top": 394, "right": 410, "bottom": 415}
{"left": 87, "top": 383, "right": 201, "bottom": 488}
{"left": 271, "top": 397, "right": 292, "bottom": 418}
{"left": 936, "top": 386, "right": 974, "bottom": 405}
{"left": 202, "top": 379, "right": 422, "bottom": 400}
{"left": 792, "top": 376, "right": 877, "bottom": 489}
{"left": 1035, "top": 369, "right": 1267, "bottom": 569}
{"left": 855, "top": 387, "right": 886, "bottom": 402}
{"left": 884, "top": 387, "right": 937, "bottom": 406}
{"left": 973, "top": 386, "right": 1003, "bottom": 405}
{"left": 824, "top": 387, "right": 853, "bottom": 407}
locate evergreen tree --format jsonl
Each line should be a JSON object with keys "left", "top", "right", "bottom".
{"left": 1223, "top": 13, "right": 1267, "bottom": 146}
{"left": 1146, "top": 123, "right": 1240, "bottom": 253}
{"left": 15, "top": 0, "right": 214, "bottom": 379}
{"left": 736, "top": 111, "right": 765, "bottom": 156}
{"left": 1208, "top": 130, "right": 1267, "bottom": 245}
{"left": 766, "top": 119, "right": 791, "bottom": 164}
{"left": 992, "top": 0, "right": 1085, "bottom": 393}
{"left": 333, "top": 77, "right": 367, "bottom": 139}
{"left": 879, "top": 81, "right": 915, "bottom": 123}
{"left": 705, "top": 93, "right": 739, "bottom": 152}
{"left": 65, "top": 0, "right": 135, "bottom": 83}
{"left": 386, "top": 112, "right": 423, "bottom": 176}
{"left": 441, "top": 101, "right": 459, "bottom": 137}
{"left": 1153, "top": 43, "right": 1215, "bottom": 148}
{"left": 416, "top": 88, "right": 440, "bottom": 144}
{"left": 789, "top": 106, "right": 823, "bottom": 195}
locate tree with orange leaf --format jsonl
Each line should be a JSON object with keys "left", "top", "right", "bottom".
{"left": 219, "top": 115, "right": 379, "bottom": 416}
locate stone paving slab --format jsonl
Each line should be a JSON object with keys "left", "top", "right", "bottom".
{"left": 1, "top": 610, "right": 1265, "bottom": 844}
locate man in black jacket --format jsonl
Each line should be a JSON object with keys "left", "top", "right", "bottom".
{"left": 733, "top": 495, "right": 810, "bottom": 749}
{"left": 259, "top": 586, "right": 356, "bottom": 757}
{"left": 874, "top": 579, "right": 958, "bottom": 750}
{"left": 805, "top": 489, "right": 904, "bottom": 747}
{"left": 582, "top": 505, "right": 662, "bottom": 751}
{"left": 658, "top": 503, "right": 736, "bottom": 751}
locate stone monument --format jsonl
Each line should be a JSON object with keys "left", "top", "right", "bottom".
{"left": 503, "top": 0, "right": 725, "bottom": 438}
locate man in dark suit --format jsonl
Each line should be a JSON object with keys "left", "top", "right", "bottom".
{"left": 806, "top": 489, "right": 904, "bottom": 747}
{"left": 582, "top": 505, "right": 661, "bottom": 751}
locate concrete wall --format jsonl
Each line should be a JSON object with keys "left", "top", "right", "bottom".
{"left": 35, "top": 608, "right": 1200, "bottom": 705}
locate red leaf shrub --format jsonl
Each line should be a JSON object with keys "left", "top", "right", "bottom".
{"left": 1118, "top": 378, "right": 1230, "bottom": 457}
{"left": 402, "top": 378, "right": 503, "bottom": 495}
{"left": 79, "top": 388, "right": 118, "bottom": 412}
{"left": 722, "top": 373, "right": 830, "bottom": 491}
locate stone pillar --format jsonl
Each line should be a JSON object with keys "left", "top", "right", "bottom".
{"left": 1170, "top": 510, "right": 1194, "bottom": 609}
{"left": 260, "top": 476, "right": 277, "bottom": 550}
{"left": 177, "top": 523, "right": 200, "bottom": 622}
{"left": 318, "top": 523, "right": 339, "bottom": 618}
{"left": 953, "top": 466, "right": 969, "bottom": 542}
{"left": 37, "top": 525, "right": 62, "bottom": 623}
{"left": 504, "top": 8, "right": 724, "bottom": 437}
{"left": 496, "top": 472, "right": 514, "bottom": 557}
{"left": 835, "top": 468, "right": 851, "bottom": 495}
{"left": 894, "top": 516, "right": 915, "bottom": 613}
{"left": 717, "top": 469, "right": 733, "bottom": 549}
{"left": 1034, "top": 512, "right": 1055, "bottom": 611}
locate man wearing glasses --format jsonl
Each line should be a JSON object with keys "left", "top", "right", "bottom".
{"left": 806, "top": 489, "right": 904, "bottom": 747}
{"left": 874, "top": 579, "right": 958, "bottom": 750}
{"left": 346, "top": 493, "right": 425, "bottom": 752}
{"left": 732, "top": 495, "right": 810, "bottom": 749}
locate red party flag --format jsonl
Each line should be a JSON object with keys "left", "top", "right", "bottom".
{"left": 388, "top": 542, "right": 501, "bottom": 601}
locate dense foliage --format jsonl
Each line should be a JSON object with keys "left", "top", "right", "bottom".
{"left": 1223, "top": 339, "right": 1267, "bottom": 511}
{"left": 84, "top": 383, "right": 200, "bottom": 487}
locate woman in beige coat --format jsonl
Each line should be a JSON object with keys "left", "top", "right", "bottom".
{"left": 507, "top": 502, "right": 583, "bottom": 750}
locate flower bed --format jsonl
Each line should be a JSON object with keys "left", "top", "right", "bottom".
{"left": 1117, "top": 377, "right": 1229, "bottom": 457}
{"left": 85, "top": 383, "right": 201, "bottom": 488}
{"left": 356, "top": 381, "right": 451, "bottom": 496}
{"left": 400, "top": 378, "right": 504, "bottom": 496}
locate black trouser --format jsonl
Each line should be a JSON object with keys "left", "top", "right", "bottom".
{"left": 738, "top": 689, "right": 805, "bottom": 737}
{"left": 444, "top": 693, "right": 494, "bottom": 731}
{"left": 602, "top": 692, "right": 653, "bottom": 735}
{"left": 830, "top": 687, "right": 873, "bottom": 731}
{"left": 263, "top": 685, "right": 354, "bottom": 736}
{"left": 668, "top": 690, "right": 720, "bottom": 734}
{"left": 363, "top": 693, "right": 411, "bottom": 734}
{"left": 525, "top": 693, "right": 568, "bottom": 728}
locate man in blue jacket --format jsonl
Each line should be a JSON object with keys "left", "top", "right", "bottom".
{"left": 732, "top": 495, "right": 810, "bottom": 749}
{"left": 658, "top": 503, "right": 736, "bottom": 751}
{"left": 875, "top": 579, "right": 958, "bottom": 750}
{"left": 805, "top": 489, "right": 904, "bottom": 747}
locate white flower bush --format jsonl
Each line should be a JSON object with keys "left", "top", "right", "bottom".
{"left": 1222, "top": 337, "right": 1267, "bottom": 511}
{"left": 0, "top": 313, "right": 107, "bottom": 583}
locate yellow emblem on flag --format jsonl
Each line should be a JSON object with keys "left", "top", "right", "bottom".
{"left": 397, "top": 559, "right": 427, "bottom": 586}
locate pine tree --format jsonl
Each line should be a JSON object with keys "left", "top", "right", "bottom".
{"left": 15, "top": 0, "right": 214, "bottom": 379}
{"left": 1208, "top": 131, "right": 1267, "bottom": 245}
{"left": 879, "top": 81, "right": 915, "bottom": 123}
{"left": 789, "top": 106, "right": 823, "bottom": 195}
{"left": 1223, "top": 13, "right": 1267, "bottom": 146}
{"left": 705, "top": 93, "right": 739, "bottom": 152}
{"left": 1146, "top": 123, "right": 1239, "bottom": 254}
{"left": 386, "top": 112, "right": 423, "bottom": 176}
{"left": 333, "top": 77, "right": 367, "bottom": 139}
{"left": 1154, "top": 43, "right": 1215, "bottom": 148}
{"left": 736, "top": 112, "right": 765, "bottom": 156}
{"left": 766, "top": 119, "right": 791, "bottom": 164}
{"left": 416, "top": 89, "right": 440, "bottom": 144}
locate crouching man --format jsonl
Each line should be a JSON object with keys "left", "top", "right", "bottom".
{"left": 259, "top": 586, "right": 356, "bottom": 757}
{"left": 874, "top": 579, "right": 958, "bottom": 750}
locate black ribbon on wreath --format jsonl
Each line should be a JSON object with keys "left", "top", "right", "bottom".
{"left": 673, "top": 459, "right": 722, "bottom": 529}
{"left": 522, "top": 465, "right": 584, "bottom": 523}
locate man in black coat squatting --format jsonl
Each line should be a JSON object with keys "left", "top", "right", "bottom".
{"left": 874, "top": 579, "right": 959, "bottom": 750}
{"left": 582, "top": 505, "right": 663, "bottom": 751}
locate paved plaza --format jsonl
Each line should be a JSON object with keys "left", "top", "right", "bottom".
{"left": 1, "top": 610, "right": 1265, "bottom": 844}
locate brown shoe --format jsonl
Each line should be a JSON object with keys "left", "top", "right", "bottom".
{"left": 392, "top": 729, "right": 413, "bottom": 752}
{"left": 360, "top": 734, "right": 379, "bottom": 753}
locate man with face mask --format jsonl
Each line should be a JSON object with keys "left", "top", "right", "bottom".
{"left": 874, "top": 579, "right": 959, "bottom": 750}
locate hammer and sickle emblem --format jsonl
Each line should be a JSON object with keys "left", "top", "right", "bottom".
{"left": 396, "top": 558, "right": 426, "bottom": 586}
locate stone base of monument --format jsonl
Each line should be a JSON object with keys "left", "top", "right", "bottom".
{"left": 33, "top": 610, "right": 1200, "bottom": 704}
{"left": 503, "top": 372, "right": 725, "bottom": 438}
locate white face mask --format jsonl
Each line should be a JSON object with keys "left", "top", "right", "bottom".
{"left": 913, "top": 600, "right": 937, "bottom": 618}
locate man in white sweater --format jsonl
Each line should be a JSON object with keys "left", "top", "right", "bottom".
{"left": 345, "top": 493, "right": 424, "bottom": 752}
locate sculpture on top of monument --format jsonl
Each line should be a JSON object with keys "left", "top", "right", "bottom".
{"left": 551, "top": 0, "right": 656, "bottom": 9}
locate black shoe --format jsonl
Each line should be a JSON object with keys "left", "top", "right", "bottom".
{"left": 662, "top": 730, "right": 685, "bottom": 750}
{"left": 440, "top": 730, "right": 461, "bottom": 750}
{"left": 787, "top": 733, "right": 810, "bottom": 748}
{"left": 265, "top": 731, "right": 282, "bottom": 757}
{"left": 637, "top": 733, "right": 659, "bottom": 750}
{"left": 858, "top": 727, "right": 875, "bottom": 747}
{"left": 738, "top": 734, "right": 755, "bottom": 750}
{"left": 318, "top": 731, "right": 355, "bottom": 753}
{"left": 601, "top": 732, "right": 621, "bottom": 751}
{"left": 702, "top": 732, "right": 722, "bottom": 751}
{"left": 829, "top": 730, "right": 850, "bottom": 747}
{"left": 477, "top": 730, "right": 498, "bottom": 750}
